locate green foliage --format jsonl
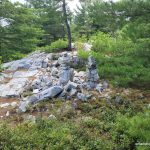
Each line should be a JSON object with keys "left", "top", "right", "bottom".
{"left": 0, "top": 98, "right": 149, "bottom": 150}
{"left": 91, "top": 32, "right": 134, "bottom": 55}
{"left": 91, "top": 32, "right": 114, "bottom": 53}
{"left": 75, "top": 0, "right": 150, "bottom": 37}
{"left": 87, "top": 32, "right": 150, "bottom": 88}
{"left": 0, "top": 1, "right": 43, "bottom": 62}
{"left": 77, "top": 49, "right": 90, "bottom": 60}
{"left": 0, "top": 119, "right": 111, "bottom": 150}
{"left": 26, "top": 0, "right": 72, "bottom": 46}
{"left": 111, "top": 109, "right": 150, "bottom": 150}
{"left": 43, "top": 39, "right": 68, "bottom": 53}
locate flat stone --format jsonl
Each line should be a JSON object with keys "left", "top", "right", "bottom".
{"left": 10, "top": 58, "right": 33, "bottom": 70}
{"left": 64, "top": 81, "right": 78, "bottom": 92}
{"left": 47, "top": 53, "right": 53, "bottom": 60}
{"left": 18, "top": 100, "right": 30, "bottom": 112}
{"left": 86, "top": 81, "right": 97, "bottom": 89}
{"left": 24, "top": 86, "right": 63, "bottom": 107}
{"left": 37, "top": 86, "right": 63, "bottom": 101}
{"left": 13, "top": 70, "right": 38, "bottom": 78}
{"left": 103, "top": 81, "right": 109, "bottom": 89}
{"left": 77, "top": 93, "right": 88, "bottom": 101}
{"left": 0, "top": 78, "right": 29, "bottom": 97}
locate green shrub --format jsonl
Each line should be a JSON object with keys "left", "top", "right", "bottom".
{"left": 88, "top": 32, "right": 150, "bottom": 88}
{"left": 77, "top": 49, "right": 91, "bottom": 60}
{"left": 43, "top": 39, "right": 68, "bottom": 53}
{"left": 111, "top": 109, "right": 150, "bottom": 150}
{"left": 0, "top": 100, "right": 149, "bottom": 150}
{"left": 134, "top": 38, "right": 150, "bottom": 60}
{"left": 75, "top": 42, "right": 84, "bottom": 50}
{"left": 91, "top": 32, "right": 114, "bottom": 53}
{"left": 1, "top": 50, "right": 26, "bottom": 62}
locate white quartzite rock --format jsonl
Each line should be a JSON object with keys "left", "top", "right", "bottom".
{"left": 13, "top": 70, "right": 38, "bottom": 78}
{"left": 0, "top": 78, "right": 29, "bottom": 97}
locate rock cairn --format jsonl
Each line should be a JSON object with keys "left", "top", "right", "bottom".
{"left": 0, "top": 51, "right": 110, "bottom": 113}
{"left": 86, "top": 56, "right": 99, "bottom": 89}
{"left": 58, "top": 52, "right": 74, "bottom": 85}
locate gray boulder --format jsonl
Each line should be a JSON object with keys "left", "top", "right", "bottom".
{"left": 77, "top": 93, "right": 88, "bottom": 101}
{"left": 37, "top": 86, "right": 63, "bottom": 101}
{"left": 64, "top": 81, "right": 78, "bottom": 92}
{"left": 59, "top": 68, "right": 74, "bottom": 85}
{"left": 103, "top": 81, "right": 109, "bottom": 89}
{"left": 19, "top": 86, "right": 63, "bottom": 112}
{"left": 42, "top": 58, "right": 49, "bottom": 68}
{"left": 0, "top": 78, "right": 29, "bottom": 97}
{"left": 31, "top": 76, "right": 52, "bottom": 90}
{"left": 69, "top": 89, "right": 77, "bottom": 97}
{"left": 13, "top": 70, "right": 38, "bottom": 78}
{"left": 86, "top": 56, "right": 99, "bottom": 89}
{"left": 96, "top": 83, "right": 103, "bottom": 93}
{"left": 9, "top": 59, "right": 31, "bottom": 70}
{"left": 18, "top": 100, "right": 30, "bottom": 112}
{"left": 58, "top": 52, "right": 71, "bottom": 66}
{"left": 29, "top": 86, "right": 63, "bottom": 103}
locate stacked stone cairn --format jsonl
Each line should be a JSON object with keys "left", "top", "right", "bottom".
{"left": 9, "top": 53, "right": 108, "bottom": 112}
{"left": 86, "top": 56, "right": 100, "bottom": 89}
{"left": 58, "top": 52, "right": 74, "bottom": 85}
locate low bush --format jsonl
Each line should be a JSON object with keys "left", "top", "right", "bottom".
{"left": 77, "top": 49, "right": 91, "bottom": 60}
{"left": 0, "top": 106, "right": 149, "bottom": 150}
{"left": 1, "top": 50, "right": 26, "bottom": 62}
{"left": 91, "top": 32, "right": 114, "bottom": 53}
{"left": 111, "top": 109, "right": 150, "bottom": 150}
{"left": 76, "top": 32, "right": 150, "bottom": 88}
{"left": 43, "top": 39, "right": 68, "bottom": 53}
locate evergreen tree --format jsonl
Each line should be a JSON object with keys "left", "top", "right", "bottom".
{"left": 26, "top": 0, "right": 65, "bottom": 45}
{"left": 0, "top": 0, "right": 43, "bottom": 62}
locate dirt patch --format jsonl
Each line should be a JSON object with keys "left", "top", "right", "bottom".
{"left": 0, "top": 98, "right": 18, "bottom": 103}
{"left": 0, "top": 98, "right": 18, "bottom": 117}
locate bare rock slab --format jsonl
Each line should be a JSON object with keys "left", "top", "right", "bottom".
{"left": 0, "top": 78, "right": 29, "bottom": 97}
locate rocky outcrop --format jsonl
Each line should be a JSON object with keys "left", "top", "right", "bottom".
{"left": 1, "top": 51, "right": 109, "bottom": 112}
{"left": 19, "top": 86, "right": 63, "bottom": 112}
{"left": 0, "top": 78, "right": 29, "bottom": 97}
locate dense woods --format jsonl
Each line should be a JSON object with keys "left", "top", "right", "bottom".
{"left": 0, "top": 0, "right": 150, "bottom": 149}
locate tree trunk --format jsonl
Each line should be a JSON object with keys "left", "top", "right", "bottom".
{"left": 62, "top": 0, "right": 72, "bottom": 51}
